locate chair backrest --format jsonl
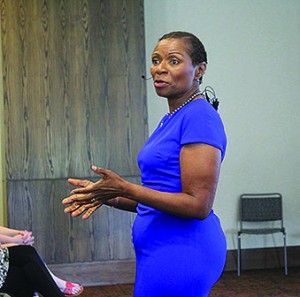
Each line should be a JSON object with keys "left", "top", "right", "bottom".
{"left": 239, "top": 193, "right": 283, "bottom": 228}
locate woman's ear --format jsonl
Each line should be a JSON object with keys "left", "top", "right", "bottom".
{"left": 199, "top": 62, "right": 207, "bottom": 76}
{"left": 194, "top": 63, "right": 207, "bottom": 81}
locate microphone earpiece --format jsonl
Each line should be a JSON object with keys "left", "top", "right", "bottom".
{"left": 141, "top": 75, "right": 152, "bottom": 80}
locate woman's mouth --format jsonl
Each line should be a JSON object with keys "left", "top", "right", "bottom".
{"left": 154, "top": 80, "right": 169, "bottom": 88}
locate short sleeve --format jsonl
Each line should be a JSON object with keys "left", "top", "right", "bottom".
{"left": 180, "top": 100, "right": 227, "bottom": 161}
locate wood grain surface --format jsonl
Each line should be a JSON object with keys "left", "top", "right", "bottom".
{"left": 1, "top": 0, "right": 147, "bottom": 265}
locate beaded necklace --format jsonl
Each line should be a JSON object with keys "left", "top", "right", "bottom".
{"left": 160, "top": 91, "right": 201, "bottom": 127}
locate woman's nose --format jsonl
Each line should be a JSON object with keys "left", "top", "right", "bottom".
{"left": 156, "top": 61, "right": 168, "bottom": 73}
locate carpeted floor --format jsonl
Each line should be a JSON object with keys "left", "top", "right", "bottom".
{"left": 79, "top": 267, "right": 300, "bottom": 297}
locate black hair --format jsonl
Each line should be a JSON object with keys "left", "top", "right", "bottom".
{"left": 159, "top": 31, "right": 207, "bottom": 66}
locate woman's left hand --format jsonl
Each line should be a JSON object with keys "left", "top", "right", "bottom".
{"left": 62, "top": 166, "right": 127, "bottom": 219}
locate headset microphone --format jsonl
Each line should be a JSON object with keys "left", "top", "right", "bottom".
{"left": 141, "top": 75, "right": 152, "bottom": 80}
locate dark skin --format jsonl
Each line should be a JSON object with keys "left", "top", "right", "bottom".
{"left": 62, "top": 38, "right": 221, "bottom": 220}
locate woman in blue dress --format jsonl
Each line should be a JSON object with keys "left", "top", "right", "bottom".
{"left": 63, "top": 31, "right": 227, "bottom": 297}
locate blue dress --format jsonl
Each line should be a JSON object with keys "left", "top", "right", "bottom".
{"left": 133, "top": 99, "right": 227, "bottom": 297}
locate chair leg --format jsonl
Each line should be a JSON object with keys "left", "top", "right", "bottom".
{"left": 237, "top": 234, "right": 241, "bottom": 276}
{"left": 283, "top": 233, "right": 288, "bottom": 276}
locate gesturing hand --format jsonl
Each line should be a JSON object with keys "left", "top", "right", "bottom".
{"left": 62, "top": 166, "right": 127, "bottom": 219}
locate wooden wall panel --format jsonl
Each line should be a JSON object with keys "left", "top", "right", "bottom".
{"left": 7, "top": 178, "right": 137, "bottom": 263}
{"left": 1, "top": 0, "right": 146, "bottom": 265}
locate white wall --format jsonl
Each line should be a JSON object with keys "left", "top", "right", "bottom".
{"left": 144, "top": 0, "right": 300, "bottom": 249}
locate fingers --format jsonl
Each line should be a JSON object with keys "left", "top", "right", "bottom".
{"left": 23, "top": 238, "right": 35, "bottom": 245}
{"left": 21, "top": 232, "right": 35, "bottom": 245}
{"left": 67, "top": 166, "right": 108, "bottom": 196}
{"left": 24, "top": 238, "right": 34, "bottom": 246}
{"left": 62, "top": 196, "right": 75, "bottom": 205}
{"left": 71, "top": 205, "right": 87, "bottom": 218}
{"left": 68, "top": 179, "right": 92, "bottom": 187}
{"left": 70, "top": 180, "right": 101, "bottom": 195}
{"left": 62, "top": 166, "right": 106, "bottom": 218}
{"left": 70, "top": 184, "right": 96, "bottom": 195}
{"left": 67, "top": 179, "right": 94, "bottom": 195}
{"left": 62, "top": 192, "right": 95, "bottom": 205}
{"left": 68, "top": 166, "right": 106, "bottom": 189}
{"left": 64, "top": 201, "right": 102, "bottom": 219}
{"left": 64, "top": 202, "right": 81, "bottom": 214}
{"left": 91, "top": 165, "right": 108, "bottom": 176}
{"left": 82, "top": 204, "right": 102, "bottom": 220}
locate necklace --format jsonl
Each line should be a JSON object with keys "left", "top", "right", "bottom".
{"left": 167, "top": 91, "right": 202, "bottom": 117}
{"left": 159, "top": 91, "right": 202, "bottom": 127}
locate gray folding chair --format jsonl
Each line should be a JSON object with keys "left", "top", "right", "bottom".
{"left": 237, "top": 193, "right": 288, "bottom": 276}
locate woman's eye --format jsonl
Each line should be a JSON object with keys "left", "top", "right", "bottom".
{"left": 170, "top": 59, "right": 179, "bottom": 65}
{"left": 152, "top": 58, "right": 160, "bottom": 65}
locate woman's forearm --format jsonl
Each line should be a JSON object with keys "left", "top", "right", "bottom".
{"left": 122, "top": 181, "right": 216, "bottom": 219}
{"left": 0, "top": 226, "right": 20, "bottom": 237}
{"left": 0, "top": 234, "right": 16, "bottom": 244}
{"left": 105, "top": 197, "right": 137, "bottom": 213}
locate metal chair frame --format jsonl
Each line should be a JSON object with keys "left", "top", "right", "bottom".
{"left": 237, "top": 193, "right": 288, "bottom": 276}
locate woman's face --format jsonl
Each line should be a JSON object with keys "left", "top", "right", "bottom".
{"left": 150, "top": 38, "right": 203, "bottom": 100}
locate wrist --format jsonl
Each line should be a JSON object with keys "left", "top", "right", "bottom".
{"left": 113, "top": 197, "right": 120, "bottom": 208}
{"left": 105, "top": 197, "right": 120, "bottom": 208}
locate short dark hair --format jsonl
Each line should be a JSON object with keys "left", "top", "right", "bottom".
{"left": 159, "top": 31, "right": 207, "bottom": 66}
